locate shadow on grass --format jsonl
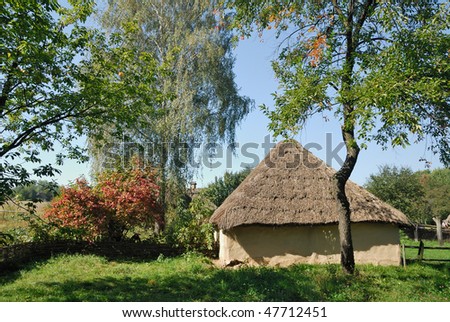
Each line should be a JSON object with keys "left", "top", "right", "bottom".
{"left": 2, "top": 257, "right": 449, "bottom": 302}
{"left": 7, "top": 266, "right": 334, "bottom": 302}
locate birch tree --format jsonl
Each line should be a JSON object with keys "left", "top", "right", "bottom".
{"left": 92, "top": 0, "right": 253, "bottom": 214}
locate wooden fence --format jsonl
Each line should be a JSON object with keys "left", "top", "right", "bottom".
{"left": 0, "top": 241, "right": 184, "bottom": 273}
{"left": 401, "top": 241, "right": 450, "bottom": 267}
{"left": 402, "top": 225, "right": 450, "bottom": 242}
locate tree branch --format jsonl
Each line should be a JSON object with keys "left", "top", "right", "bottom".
{"left": 354, "top": 0, "right": 377, "bottom": 46}
{"left": 0, "top": 61, "right": 19, "bottom": 112}
{"left": 0, "top": 100, "right": 103, "bottom": 158}
{"left": 357, "top": 36, "right": 391, "bottom": 47}
{"left": 331, "top": 0, "right": 347, "bottom": 28}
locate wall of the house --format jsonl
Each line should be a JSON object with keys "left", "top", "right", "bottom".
{"left": 219, "top": 223, "right": 401, "bottom": 267}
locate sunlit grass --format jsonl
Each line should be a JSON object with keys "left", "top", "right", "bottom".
{"left": 0, "top": 253, "right": 448, "bottom": 302}
{"left": 402, "top": 237, "right": 450, "bottom": 262}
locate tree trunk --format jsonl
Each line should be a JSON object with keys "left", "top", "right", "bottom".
{"left": 335, "top": 176, "right": 355, "bottom": 274}
{"left": 334, "top": 122, "right": 360, "bottom": 274}
{"left": 157, "top": 140, "right": 168, "bottom": 234}
{"left": 433, "top": 217, "right": 443, "bottom": 246}
{"left": 333, "top": 0, "right": 360, "bottom": 275}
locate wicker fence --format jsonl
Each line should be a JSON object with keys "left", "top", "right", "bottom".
{"left": 0, "top": 241, "right": 184, "bottom": 272}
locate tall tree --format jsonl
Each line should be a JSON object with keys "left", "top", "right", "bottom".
{"left": 93, "top": 0, "right": 253, "bottom": 213}
{"left": 418, "top": 168, "right": 450, "bottom": 220}
{"left": 223, "top": 0, "right": 449, "bottom": 273}
{"left": 0, "top": 0, "right": 162, "bottom": 204}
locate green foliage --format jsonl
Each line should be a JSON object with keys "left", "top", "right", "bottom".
{"left": 0, "top": 253, "right": 449, "bottom": 301}
{"left": 90, "top": 0, "right": 253, "bottom": 211}
{"left": 365, "top": 165, "right": 426, "bottom": 223}
{"left": 0, "top": 232, "right": 13, "bottom": 246}
{"left": 165, "top": 194, "right": 216, "bottom": 252}
{"left": 223, "top": 1, "right": 449, "bottom": 164}
{"left": 202, "top": 168, "right": 251, "bottom": 207}
{"left": 0, "top": 0, "right": 163, "bottom": 205}
{"left": 1, "top": 0, "right": 91, "bottom": 203}
{"left": 164, "top": 168, "right": 250, "bottom": 251}
{"left": 13, "top": 180, "right": 60, "bottom": 202}
{"left": 418, "top": 168, "right": 450, "bottom": 220}
{"left": 365, "top": 166, "right": 450, "bottom": 223}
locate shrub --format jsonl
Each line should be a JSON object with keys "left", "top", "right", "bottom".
{"left": 165, "top": 169, "right": 251, "bottom": 252}
{"left": 165, "top": 194, "right": 215, "bottom": 252}
{"left": 0, "top": 232, "right": 14, "bottom": 246}
{"left": 95, "top": 167, "right": 164, "bottom": 239}
{"left": 44, "top": 165, "right": 163, "bottom": 242}
{"left": 43, "top": 178, "right": 107, "bottom": 241}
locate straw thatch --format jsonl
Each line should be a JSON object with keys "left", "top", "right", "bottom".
{"left": 210, "top": 140, "right": 410, "bottom": 230}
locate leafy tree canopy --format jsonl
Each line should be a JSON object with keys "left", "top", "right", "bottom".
{"left": 221, "top": 0, "right": 449, "bottom": 163}
{"left": 90, "top": 0, "right": 253, "bottom": 211}
{"left": 365, "top": 165, "right": 450, "bottom": 223}
{"left": 202, "top": 168, "right": 251, "bottom": 207}
{"left": 417, "top": 168, "right": 450, "bottom": 220}
{"left": 0, "top": 0, "right": 164, "bottom": 204}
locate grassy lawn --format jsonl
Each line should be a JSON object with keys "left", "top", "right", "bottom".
{"left": 0, "top": 253, "right": 449, "bottom": 302}
{"left": 401, "top": 237, "right": 450, "bottom": 262}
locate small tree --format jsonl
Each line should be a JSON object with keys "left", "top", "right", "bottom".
{"left": 418, "top": 169, "right": 450, "bottom": 221}
{"left": 419, "top": 168, "right": 450, "bottom": 245}
{"left": 165, "top": 194, "right": 216, "bottom": 252}
{"left": 164, "top": 169, "right": 250, "bottom": 251}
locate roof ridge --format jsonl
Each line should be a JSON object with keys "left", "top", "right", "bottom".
{"left": 210, "top": 140, "right": 410, "bottom": 230}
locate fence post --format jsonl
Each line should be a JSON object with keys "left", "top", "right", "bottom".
{"left": 417, "top": 240, "right": 424, "bottom": 262}
{"left": 401, "top": 244, "right": 406, "bottom": 268}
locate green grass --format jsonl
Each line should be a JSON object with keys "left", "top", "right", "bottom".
{"left": 402, "top": 237, "right": 450, "bottom": 262}
{"left": 0, "top": 253, "right": 449, "bottom": 302}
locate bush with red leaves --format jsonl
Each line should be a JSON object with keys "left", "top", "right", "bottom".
{"left": 44, "top": 166, "right": 163, "bottom": 242}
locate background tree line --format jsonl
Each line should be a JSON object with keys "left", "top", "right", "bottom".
{"left": 365, "top": 166, "right": 450, "bottom": 225}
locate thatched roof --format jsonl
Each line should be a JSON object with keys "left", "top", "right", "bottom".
{"left": 210, "top": 140, "right": 411, "bottom": 230}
